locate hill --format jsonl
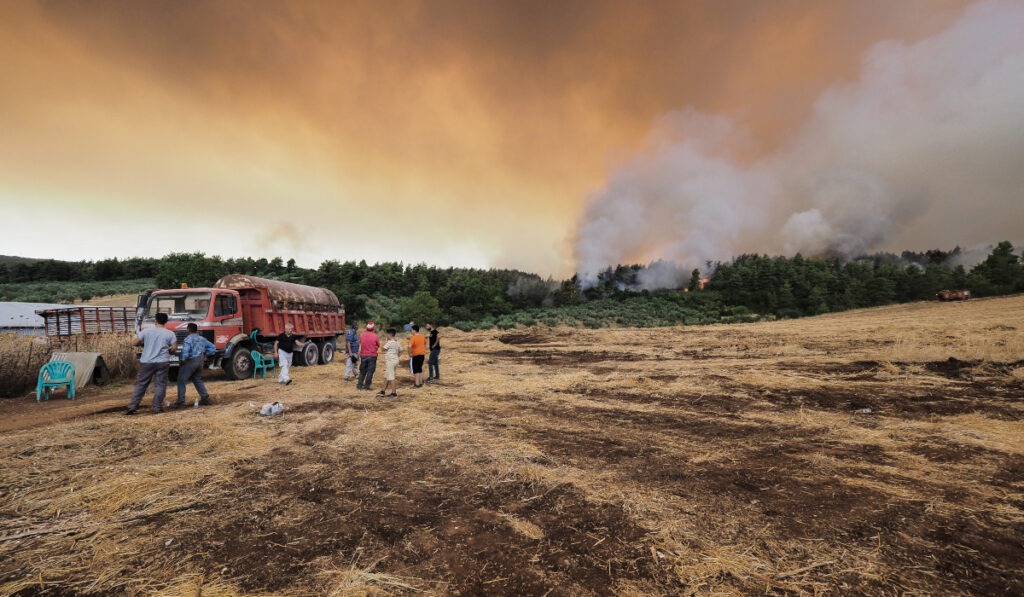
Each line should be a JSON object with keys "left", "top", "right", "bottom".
{"left": 0, "top": 255, "right": 48, "bottom": 266}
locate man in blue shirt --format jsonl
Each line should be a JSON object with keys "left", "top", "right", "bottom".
{"left": 343, "top": 323, "right": 360, "bottom": 381}
{"left": 175, "top": 323, "right": 216, "bottom": 408}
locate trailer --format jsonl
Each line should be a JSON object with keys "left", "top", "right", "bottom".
{"left": 37, "top": 306, "right": 136, "bottom": 340}
{"left": 136, "top": 275, "right": 345, "bottom": 379}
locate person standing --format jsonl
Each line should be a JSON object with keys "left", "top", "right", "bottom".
{"left": 343, "top": 323, "right": 360, "bottom": 382}
{"left": 408, "top": 324, "right": 426, "bottom": 387}
{"left": 357, "top": 322, "right": 380, "bottom": 390}
{"left": 127, "top": 312, "right": 177, "bottom": 415}
{"left": 426, "top": 323, "right": 441, "bottom": 382}
{"left": 175, "top": 323, "right": 215, "bottom": 408}
{"left": 378, "top": 328, "right": 401, "bottom": 398}
{"left": 273, "top": 323, "right": 307, "bottom": 386}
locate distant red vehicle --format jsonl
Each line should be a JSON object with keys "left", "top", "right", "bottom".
{"left": 136, "top": 275, "right": 345, "bottom": 379}
{"left": 936, "top": 289, "right": 971, "bottom": 301}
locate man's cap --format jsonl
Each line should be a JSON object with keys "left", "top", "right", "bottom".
{"left": 366, "top": 322, "right": 375, "bottom": 330}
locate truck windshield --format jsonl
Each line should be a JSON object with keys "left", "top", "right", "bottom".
{"left": 145, "top": 292, "right": 212, "bottom": 320}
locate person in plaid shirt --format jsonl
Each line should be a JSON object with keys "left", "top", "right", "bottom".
{"left": 175, "top": 323, "right": 216, "bottom": 408}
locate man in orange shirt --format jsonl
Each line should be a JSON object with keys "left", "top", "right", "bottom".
{"left": 408, "top": 324, "right": 426, "bottom": 388}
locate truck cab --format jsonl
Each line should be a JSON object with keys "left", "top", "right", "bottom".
{"left": 136, "top": 287, "right": 243, "bottom": 373}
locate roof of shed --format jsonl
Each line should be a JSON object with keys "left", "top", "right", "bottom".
{"left": 0, "top": 302, "right": 76, "bottom": 328}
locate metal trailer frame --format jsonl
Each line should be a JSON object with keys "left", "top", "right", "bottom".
{"left": 37, "top": 306, "right": 136, "bottom": 341}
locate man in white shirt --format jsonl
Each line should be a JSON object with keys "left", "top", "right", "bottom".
{"left": 378, "top": 328, "right": 402, "bottom": 398}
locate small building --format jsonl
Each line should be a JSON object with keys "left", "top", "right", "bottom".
{"left": 0, "top": 302, "right": 71, "bottom": 336}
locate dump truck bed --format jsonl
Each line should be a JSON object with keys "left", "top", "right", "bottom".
{"left": 213, "top": 275, "right": 345, "bottom": 338}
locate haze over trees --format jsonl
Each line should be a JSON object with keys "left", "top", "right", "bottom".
{"left": 1, "top": 243, "right": 1021, "bottom": 328}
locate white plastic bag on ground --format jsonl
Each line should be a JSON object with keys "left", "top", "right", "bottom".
{"left": 259, "top": 402, "right": 285, "bottom": 416}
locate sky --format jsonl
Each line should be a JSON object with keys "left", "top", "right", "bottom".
{"left": 1, "top": 0, "right": 1018, "bottom": 277}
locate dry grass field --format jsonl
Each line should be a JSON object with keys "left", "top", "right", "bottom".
{"left": 1, "top": 296, "right": 1023, "bottom": 596}
{"left": 79, "top": 293, "right": 140, "bottom": 308}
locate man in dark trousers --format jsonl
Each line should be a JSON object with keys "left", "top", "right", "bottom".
{"left": 175, "top": 323, "right": 216, "bottom": 408}
{"left": 273, "top": 322, "right": 307, "bottom": 385}
{"left": 344, "top": 323, "right": 360, "bottom": 381}
{"left": 426, "top": 322, "right": 441, "bottom": 383}
{"left": 127, "top": 312, "right": 177, "bottom": 415}
{"left": 357, "top": 321, "right": 380, "bottom": 390}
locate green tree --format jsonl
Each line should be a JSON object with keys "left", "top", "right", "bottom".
{"left": 969, "top": 241, "right": 1021, "bottom": 295}
{"left": 776, "top": 282, "right": 797, "bottom": 317}
{"left": 867, "top": 269, "right": 896, "bottom": 305}
{"left": 437, "top": 271, "right": 495, "bottom": 320}
{"left": 400, "top": 291, "right": 442, "bottom": 325}
{"left": 268, "top": 257, "right": 285, "bottom": 276}
{"left": 807, "top": 286, "right": 830, "bottom": 315}
{"left": 687, "top": 269, "right": 701, "bottom": 292}
{"left": 155, "top": 253, "right": 227, "bottom": 288}
{"left": 93, "top": 258, "right": 124, "bottom": 281}
{"left": 552, "top": 275, "right": 581, "bottom": 306}
{"left": 951, "top": 264, "right": 967, "bottom": 288}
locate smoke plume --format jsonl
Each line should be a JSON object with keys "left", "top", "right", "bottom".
{"left": 574, "top": 1, "right": 1024, "bottom": 285}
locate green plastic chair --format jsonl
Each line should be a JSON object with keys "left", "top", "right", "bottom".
{"left": 251, "top": 350, "right": 277, "bottom": 379}
{"left": 37, "top": 360, "right": 76, "bottom": 401}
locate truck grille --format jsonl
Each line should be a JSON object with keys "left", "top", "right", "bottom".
{"left": 174, "top": 330, "right": 215, "bottom": 346}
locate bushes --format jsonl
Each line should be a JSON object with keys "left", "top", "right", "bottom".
{"left": 538, "top": 315, "right": 561, "bottom": 327}
{"left": 496, "top": 317, "right": 516, "bottom": 330}
{"left": 519, "top": 291, "right": 732, "bottom": 329}
{"left": 514, "top": 312, "right": 536, "bottom": 327}
{"left": 0, "top": 279, "right": 154, "bottom": 303}
{"left": 362, "top": 294, "right": 402, "bottom": 328}
{"left": 452, "top": 318, "right": 498, "bottom": 331}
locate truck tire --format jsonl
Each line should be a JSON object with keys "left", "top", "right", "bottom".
{"left": 296, "top": 341, "right": 319, "bottom": 366}
{"left": 226, "top": 347, "right": 254, "bottom": 380}
{"left": 320, "top": 339, "right": 335, "bottom": 365}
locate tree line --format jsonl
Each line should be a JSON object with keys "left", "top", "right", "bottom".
{"left": 1, "top": 242, "right": 1021, "bottom": 325}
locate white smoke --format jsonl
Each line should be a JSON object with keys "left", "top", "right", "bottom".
{"left": 574, "top": 1, "right": 1024, "bottom": 286}
{"left": 944, "top": 243, "right": 997, "bottom": 270}
{"left": 635, "top": 260, "right": 691, "bottom": 291}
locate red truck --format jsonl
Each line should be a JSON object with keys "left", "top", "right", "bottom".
{"left": 936, "top": 289, "right": 971, "bottom": 301}
{"left": 135, "top": 275, "right": 345, "bottom": 379}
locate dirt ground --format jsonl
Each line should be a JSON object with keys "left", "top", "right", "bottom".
{"left": 1, "top": 296, "right": 1023, "bottom": 596}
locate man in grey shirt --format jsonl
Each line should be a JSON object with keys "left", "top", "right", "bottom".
{"left": 127, "top": 312, "right": 178, "bottom": 414}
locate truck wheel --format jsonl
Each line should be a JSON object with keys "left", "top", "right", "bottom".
{"left": 226, "top": 348, "right": 254, "bottom": 379}
{"left": 320, "top": 340, "right": 335, "bottom": 365}
{"left": 297, "top": 341, "right": 319, "bottom": 366}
